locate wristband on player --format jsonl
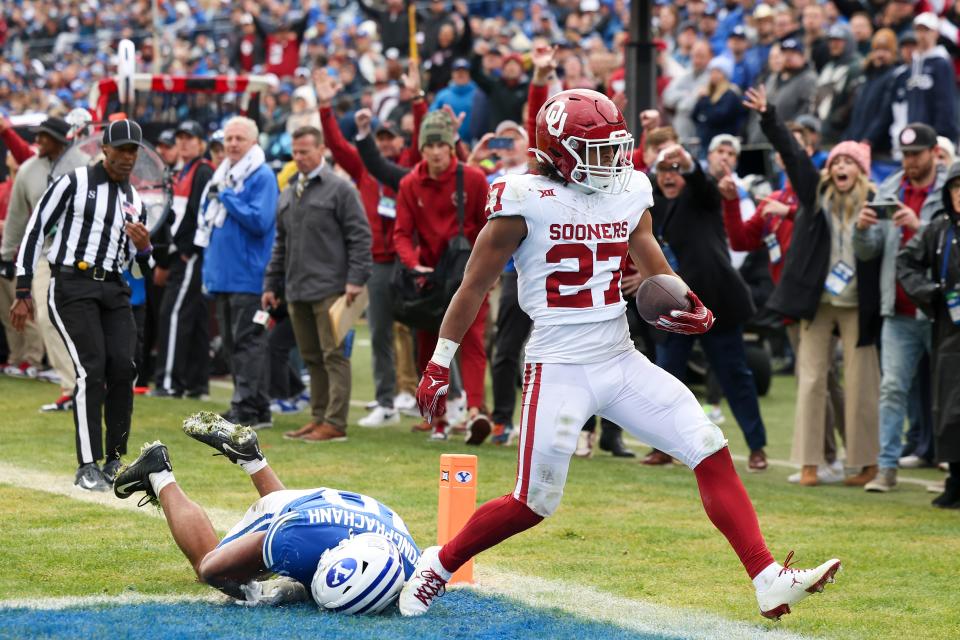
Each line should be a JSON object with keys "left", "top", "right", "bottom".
{"left": 430, "top": 338, "right": 460, "bottom": 368}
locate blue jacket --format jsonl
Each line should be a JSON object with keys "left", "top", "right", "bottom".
{"left": 202, "top": 163, "right": 278, "bottom": 295}
{"left": 431, "top": 81, "right": 477, "bottom": 142}
{"left": 692, "top": 89, "right": 746, "bottom": 155}
{"left": 904, "top": 47, "right": 958, "bottom": 143}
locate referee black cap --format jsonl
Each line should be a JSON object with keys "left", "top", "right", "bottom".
{"left": 103, "top": 119, "right": 143, "bottom": 147}
{"left": 176, "top": 120, "right": 205, "bottom": 139}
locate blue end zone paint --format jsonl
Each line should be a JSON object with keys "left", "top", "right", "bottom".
{"left": 0, "top": 590, "right": 685, "bottom": 640}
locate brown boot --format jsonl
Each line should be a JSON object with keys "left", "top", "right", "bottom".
{"left": 799, "top": 465, "right": 819, "bottom": 486}
{"left": 284, "top": 421, "right": 319, "bottom": 440}
{"left": 747, "top": 449, "right": 768, "bottom": 472}
{"left": 844, "top": 465, "right": 878, "bottom": 487}
{"left": 301, "top": 423, "right": 348, "bottom": 443}
{"left": 641, "top": 449, "right": 674, "bottom": 466}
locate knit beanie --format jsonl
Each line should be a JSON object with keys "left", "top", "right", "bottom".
{"left": 826, "top": 141, "right": 871, "bottom": 176}
{"left": 419, "top": 111, "right": 456, "bottom": 151}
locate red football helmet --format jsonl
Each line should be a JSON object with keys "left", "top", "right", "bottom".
{"left": 534, "top": 89, "right": 634, "bottom": 195}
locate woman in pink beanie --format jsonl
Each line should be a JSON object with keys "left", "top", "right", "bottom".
{"left": 744, "top": 86, "right": 882, "bottom": 489}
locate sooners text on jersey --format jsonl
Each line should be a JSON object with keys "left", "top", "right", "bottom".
{"left": 487, "top": 171, "right": 654, "bottom": 327}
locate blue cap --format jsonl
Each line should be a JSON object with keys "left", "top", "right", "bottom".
{"left": 452, "top": 58, "right": 471, "bottom": 71}
{"left": 780, "top": 37, "right": 804, "bottom": 53}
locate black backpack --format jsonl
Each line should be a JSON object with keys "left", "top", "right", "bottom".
{"left": 391, "top": 164, "right": 472, "bottom": 332}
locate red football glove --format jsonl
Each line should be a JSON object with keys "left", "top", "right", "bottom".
{"left": 656, "top": 291, "right": 715, "bottom": 335}
{"left": 416, "top": 361, "right": 450, "bottom": 423}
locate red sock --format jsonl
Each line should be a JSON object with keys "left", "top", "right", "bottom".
{"left": 694, "top": 447, "right": 775, "bottom": 579}
{"left": 438, "top": 495, "right": 543, "bottom": 572}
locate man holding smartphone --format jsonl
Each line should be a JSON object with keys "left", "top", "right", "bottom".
{"left": 853, "top": 123, "right": 947, "bottom": 492}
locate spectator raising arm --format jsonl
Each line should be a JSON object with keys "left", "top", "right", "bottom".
{"left": 0, "top": 118, "right": 35, "bottom": 165}
{"left": 745, "top": 86, "right": 820, "bottom": 212}
{"left": 316, "top": 74, "right": 366, "bottom": 183}
{"left": 355, "top": 110, "right": 411, "bottom": 193}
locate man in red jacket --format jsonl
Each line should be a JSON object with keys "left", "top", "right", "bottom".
{"left": 394, "top": 111, "right": 491, "bottom": 441}
{"left": 316, "top": 69, "right": 427, "bottom": 427}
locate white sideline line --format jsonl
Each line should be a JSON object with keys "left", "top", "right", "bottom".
{"left": 470, "top": 566, "right": 816, "bottom": 640}
{"left": 0, "top": 593, "right": 229, "bottom": 610}
{"left": 1, "top": 462, "right": 818, "bottom": 638}
{"left": 0, "top": 461, "right": 237, "bottom": 532}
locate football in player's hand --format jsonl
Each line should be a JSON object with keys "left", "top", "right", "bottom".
{"left": 635, "top": 274, "right": 691, "bottom": 325}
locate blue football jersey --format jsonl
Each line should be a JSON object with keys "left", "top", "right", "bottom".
{"left": 261, "top": 488, "right": 420, "bottom": 587}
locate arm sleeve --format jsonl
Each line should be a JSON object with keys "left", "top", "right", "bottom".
{"left": 896, "top": 228, "right": 940, "bottom": 317}
{"left": 356, "top": 134, "right": 410, "bottom": 192}
{"left": 408, "top": 98, "right": 428, "bottom": 164}
{"left": 469, "top": 54, "right": 496, "bottom": 94}
{"left": 263, "top": 197, "right": 286, "bottom": 296}
{"left": 852, "top": 222, "right": 886, "bottom": 262}
{"left": 339, "top": 183, "right": 374, "bottom": 286}
{"left": 931, "top": 60, "right": 959, "bottom": 143}
{"left": 219, "top": 169, "right": 279, "bottom": 238}
{"left": 393, "top": 180, "right": 421, "bottom": 268}
{"left": 684, "top": 164, "right": 722, "bottom": 212}
{"left": 759, "top": 106, "right": 820, "bottom": 209}
{"left": 723, "top": 197, "right": 764, "bottom": 251}
{"left": 15, "top": 172, "right": 75, "bottom": 288}
{"left": 1, "top": 128, "right": 35, "bottom": 165}
{"left": 527, "top": 83, "right": 548, "bottom": 143}
{"left": 1, "top": 171, "right": 35, "bottom": 261}
{"left": 320, "top": 106, "right": 365, "bottom": 183}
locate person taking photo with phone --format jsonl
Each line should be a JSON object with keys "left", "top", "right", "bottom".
{"left": 853, "top": 123, "right": 947, "bottom": 492}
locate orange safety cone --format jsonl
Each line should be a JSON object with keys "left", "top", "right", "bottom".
{"left": 437, "top": 454, "right": 477, "bottom": 585}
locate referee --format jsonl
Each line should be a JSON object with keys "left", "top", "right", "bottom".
{"left": 10, "top": 119, "right": 153, "bottom": 492}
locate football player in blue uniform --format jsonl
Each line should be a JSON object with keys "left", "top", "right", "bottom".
{"left": 113, "top": 411, "right": 420, "bottom": 613}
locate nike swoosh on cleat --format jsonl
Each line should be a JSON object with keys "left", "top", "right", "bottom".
{"left": 79, "top": 478, "right": 96, "bottom": 489}
{"left": 221, "top": 443, "right": 248, "bottom": 459}
{"left": 115, "top": 481, "right": 141, "bottom": 494}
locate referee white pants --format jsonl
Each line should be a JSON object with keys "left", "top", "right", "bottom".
{"left": 513, "top": 349, "right": 727, "bottom": 518}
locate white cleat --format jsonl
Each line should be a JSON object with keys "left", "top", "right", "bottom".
{"left": 358, "top": 406, "right": 401, "bottom": 427}
{"left": 756, "top": 552, "right": 841, "bottom": 620}
{"left": 399, "top": 546, "right": 451, "bottom": 617}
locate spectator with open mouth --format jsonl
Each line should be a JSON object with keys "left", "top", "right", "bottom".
{"left": 746, "top": 84, "right": 883, "bottom": 488}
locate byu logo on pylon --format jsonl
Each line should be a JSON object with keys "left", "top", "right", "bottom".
{"left": 455, "top": 471, "right": 472, "bottom": 483}
{"left": 545, "top": 102, "right": 567, "bottom": 137}
{"left": 326, "top": 558, "right": 357, "bottom": 588}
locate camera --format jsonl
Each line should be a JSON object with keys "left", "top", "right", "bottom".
{"left": 868, "top": 200, "right": 900, "bottom": 220}
{"left": 487, "top": 137, "right": 515, "bottom": 151}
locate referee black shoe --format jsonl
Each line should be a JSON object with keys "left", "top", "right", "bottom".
{"left": 113, "top": 441, "right": 172, "bottom": 504}
{"left": 183, "top": 411, "right": 263, "bottom": 464}
{"left": 75, "top": 463, "right": 110, "bottom": 492}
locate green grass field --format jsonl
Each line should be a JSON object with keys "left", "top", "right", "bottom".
{"left": 2, "top": 325, "right": 958, "bottom": 639}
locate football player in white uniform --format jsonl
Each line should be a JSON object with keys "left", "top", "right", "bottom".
{"left": 400, "top": 89, "right": 841, "bottom": 620}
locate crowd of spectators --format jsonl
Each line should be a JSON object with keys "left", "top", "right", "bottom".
{"left": 2, "top": 0, "right": 960, "bottom": 504}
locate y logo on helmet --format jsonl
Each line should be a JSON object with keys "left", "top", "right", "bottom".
{"left": 326, "top": 557, "right": 358, "bottom": 588}
{"left": 545, "top": 102, "right": 568, "bottom": 137}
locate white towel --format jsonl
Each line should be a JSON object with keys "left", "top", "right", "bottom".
{"left": 194, "top": 144, "right": 266, "bottom": 248}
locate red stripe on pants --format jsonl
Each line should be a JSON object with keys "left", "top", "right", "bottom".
{"left": 518, "top": 363, "right": 542, "bottom": 504}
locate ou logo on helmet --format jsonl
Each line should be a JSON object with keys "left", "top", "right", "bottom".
{"left": 325, "top": 557, "right": 358, "bottom": 588}
{"left": 545, "top": 102, "right": 568, "bottom": 137}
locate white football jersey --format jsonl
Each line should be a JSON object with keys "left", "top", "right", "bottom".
{"left": 487, "top": 171, "right": 654, "bottom": 363}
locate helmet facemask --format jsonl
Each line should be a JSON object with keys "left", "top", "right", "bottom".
{"left": 562, "top": 130, "right": 634, "bottom": 195}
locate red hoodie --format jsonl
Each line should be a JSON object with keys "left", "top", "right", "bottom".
{"left": 394, "top": 157, "right": 489, "bottom": 269}
{"left": 319, "top": 101, "right": 427, "bottom": 263}
{"left": 722, "top": 184, "right": 798, "bottom": 284}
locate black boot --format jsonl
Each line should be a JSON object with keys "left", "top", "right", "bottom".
{"left": 598, "top": 423, "right": 635, "bottom": 458}
{"left": 931, "top": 477, "right": 960, "bottom": 509}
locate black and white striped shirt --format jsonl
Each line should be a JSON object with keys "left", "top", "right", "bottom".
{"left": 16, "top": 162, "right": 146, "bottom": 287}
